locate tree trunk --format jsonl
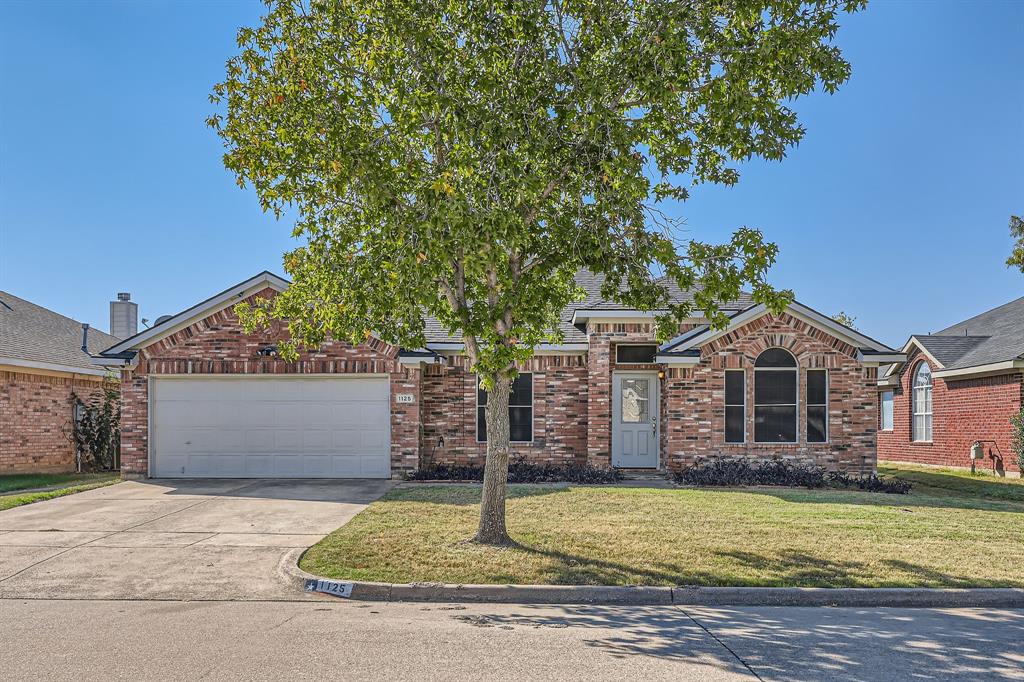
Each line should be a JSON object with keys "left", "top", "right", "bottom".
{"left": 475, "top": 373, "right": 512, "bottom": 545}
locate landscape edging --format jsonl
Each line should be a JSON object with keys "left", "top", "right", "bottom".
{"left": 282, "top": 556, "right": 1024, "bottom": 607}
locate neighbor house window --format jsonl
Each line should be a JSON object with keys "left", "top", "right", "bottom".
{"left": 754, "top": 348, "right": 797, "bottom": 443}
{"left": 615, "top": 344, "right": 658, "bottom": 364}
{"left": 725, "top": 370, "right": 745, "bottom": 443}
{"left": 880, "top": 391, "right": 894, "bottom": 431}
{"left": 912, "top": 363, "right": 933, "bottom": 442}
{"left": 806, "top": 369, "right": 828, "bottom": 443}
{"left": 477, "top": 373, "right": 533, "bottom": 442}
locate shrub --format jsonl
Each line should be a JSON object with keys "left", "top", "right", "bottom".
{"left": 71, "top": 383, "right": 120, "bottom": 471}
{"left": 1011, "top": 406, "right": 1024, "bottom": 473}
{"left": 671, "top": 457, "right": 910, "bottom": 494}
{"left": 407, "top": 457, "right": 622, "bottom": 484}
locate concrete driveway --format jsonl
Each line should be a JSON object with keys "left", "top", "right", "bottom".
{"left": 0, "top": 478, "right": 390, "bottom": 601}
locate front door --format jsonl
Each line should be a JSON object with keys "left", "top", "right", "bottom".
{"left": 611, "top": 372, "right": 659, "bottom": 468}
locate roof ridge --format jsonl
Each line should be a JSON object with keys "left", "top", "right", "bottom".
{"left": 0, "top": 289, "right": 119, "bottom": 342}
{"left": 935, "top": 294, "right": 1024, "bottom": 335}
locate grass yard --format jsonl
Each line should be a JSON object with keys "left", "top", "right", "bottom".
{"left": 0, "top": 473, "right": 120, "bottom": 511}
{"left": 301, "top": 463, "right": 1024, "bottom": 588}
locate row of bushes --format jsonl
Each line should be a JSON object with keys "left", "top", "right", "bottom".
{"left": 408, "top": 456, "right": 910, "bottom": 493}
{"left": 407, "top": 457, "right": 623, "bottom": 484}
{"left": 672, "top": 458, "right": 912, "bottom": 494}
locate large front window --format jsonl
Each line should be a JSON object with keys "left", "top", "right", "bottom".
{"left": 754, "top": 348, "right": 798, "bottom": 443}
{"left": 477, "top": 373, "right": 534, "bottom": 442}
{"left": 912, "top": 363, "right": 933, "bottom": 442}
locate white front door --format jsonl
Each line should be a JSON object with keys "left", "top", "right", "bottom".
{"left": 611, "top": 372, "right": 659, "bottom": 468}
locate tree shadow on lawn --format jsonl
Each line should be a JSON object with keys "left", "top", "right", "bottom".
{"left": 454, "top": 603, "right": 1024, "bottom": 681}
{"left": 738, "top": 486, "right": 1024, "bottom": 515}
{"left": 507, "top": 543, "right": 1005, "bottom": 589}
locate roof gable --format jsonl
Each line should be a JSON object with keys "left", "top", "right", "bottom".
{"left": 100, "top": 272, "right": 289, "bottom": 356}
{"left": 659, "top": 301, "right": 898, "bottom": 356}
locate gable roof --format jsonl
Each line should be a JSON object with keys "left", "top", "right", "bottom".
{"left": 102, "top": 269, "right": 755, "bottom": 353}
{"left": 0, "top": 290, "right": 120, "bottom": 376}
{"left": 886, "top": 295, "right": 1024, "bottom": 380}
{"left": 658, "top": 300, "right": 901, "bottom": 358}
{"left": 99, "top": 271, "right": 289, "bottom": 357}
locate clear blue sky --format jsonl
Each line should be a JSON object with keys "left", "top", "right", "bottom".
{"left": 1, "top": 1, "right": 1021, "bottom": 348}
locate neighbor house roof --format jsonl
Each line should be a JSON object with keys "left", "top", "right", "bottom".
{"left": 903, "top": 296, "right": 1024, "bottom": 375}
{"left": 0, "top": 290, "right": 120, "bottom": 376}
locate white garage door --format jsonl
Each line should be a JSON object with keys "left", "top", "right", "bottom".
{"left": 150, "top": 377, "right": 391, "bottom": 478}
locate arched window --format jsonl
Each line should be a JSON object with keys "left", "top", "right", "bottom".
{"left": 754, "top": 348, "right": 798, "bottom": 443}
{"left": 912, "top": 362, "right": 933, "bottom": 442}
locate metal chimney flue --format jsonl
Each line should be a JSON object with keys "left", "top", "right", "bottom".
{"left": 110, "top": 292, "right": 138, "bottom": 340}
{"left": 81, "top": 323, "right": 90, "bottom": 353}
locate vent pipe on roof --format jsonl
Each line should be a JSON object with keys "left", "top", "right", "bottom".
{"left": 110, "top": 292, "right": 138, "bottom": 340}
{"left": 81, "top": 323, "right": 90, "bottom": 353}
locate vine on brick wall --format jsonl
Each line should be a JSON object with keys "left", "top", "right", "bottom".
{"left": 71, "top": 384, "right": 120, "bottom": 471}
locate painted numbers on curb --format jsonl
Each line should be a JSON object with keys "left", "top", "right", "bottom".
{"left": 305, "top": 578, "right": 354, "bottom": 598}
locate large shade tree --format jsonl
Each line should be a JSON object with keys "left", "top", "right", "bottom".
{"left": 211, "top": 0, "right": 864, "bottom": 544}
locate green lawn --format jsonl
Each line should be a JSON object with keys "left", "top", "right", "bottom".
{"left": 0, "top": 473, "right": 120, "bottom": 511}
{"left": 301, "top": 463, "right": 1024, "bottom": 588}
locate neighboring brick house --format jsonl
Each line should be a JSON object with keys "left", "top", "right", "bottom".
{"left": 878, "top": 296, "right": 1024, "bottom": 474}
{"left": 95, "top": 271, "right": 904, "bottom": 480}
{"left": 0, "top": 291, "right": 123, "bottom": 473}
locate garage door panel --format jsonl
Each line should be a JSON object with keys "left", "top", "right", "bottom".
{"left": 152, "top": 378, "right": 391, "bottom": 478}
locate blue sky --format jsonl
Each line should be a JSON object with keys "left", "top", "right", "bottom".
{"left": 1, "top": 1, "right": 1021, "bottom": 348}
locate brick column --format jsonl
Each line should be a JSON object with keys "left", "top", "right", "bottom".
{"left": 587, "top": 335, "right": 612, "bottom": 467}
{"left": 119, "top": 371, "right": 148, "bottom": 479}
{"left": 390, "top": 365, "right": 422, "bottom": 477}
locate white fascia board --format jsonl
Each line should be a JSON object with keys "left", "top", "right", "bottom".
{"left": 933, "top": 360, "right": 1024, "bottom": 380}
{"left": 426, "top": 342, "right": 589, "bottom": 355}
{"left": 0, "top": 356, "right": 112, "bottom": 378}
{"left": 655, "top": 354, "right": 701, "bottom": 366}
{"left": 662, "top": 301, "right": 896, "bottom": 355}
{"left": 855, "top": 351, "right": 907, "bottom": 364}
{"left": 901, "top": 337, "right": 945, "bottom": 369}
{"left": 876, "top": 375, "right": 899, "bottom": 387}
{"left": 571, "top": 309, "right": 664, "bottom": 324}
{"left": 661, "top": 304, "right": 766, "bottom": 351}
{"left": 102, "top": 271, "right": 290, "bottom": 355}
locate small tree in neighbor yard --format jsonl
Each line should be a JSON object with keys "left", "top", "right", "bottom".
{"left": 1011, "top": 406, "right": 1024, "bottom": 477}
{"left": 211, "top": 0, "right": 864, "bottom": 545}
{"left": 831, "top": 311, "right": 858, "bottom": 330}
{"left": 1007, "top": 215, "right": 1024, "bottom": 272}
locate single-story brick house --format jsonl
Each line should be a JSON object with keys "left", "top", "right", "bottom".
{"left": 94, "top": 271, "right": 905, "bottom": 480}
{"left": 0, "top": 291, "right": 124, "bottom": 473}
{"left": 878, "top": 295, "right": 1024, "bottom": 474}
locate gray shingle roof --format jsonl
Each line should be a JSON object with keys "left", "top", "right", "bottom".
{"left": 913, "top": 295, "right": 1024, "bottom": 370}
{"left": 0, "top": 291, "right": 120, "bottom": 371}
{"left": 421, "top": 269, "right": 753, "bottom": 343}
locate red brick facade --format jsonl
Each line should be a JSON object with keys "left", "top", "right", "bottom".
{"left": 664, "top": 313, "right": 878, "bottom": 474}
{"left": 118, "top": 291, "right": 882, "bottom": 478}
{"left": 878, "top": 348, "right": 1023, "bottom": 473}
{"left": 0, "top": 368, "right": 111, "bottom": 473}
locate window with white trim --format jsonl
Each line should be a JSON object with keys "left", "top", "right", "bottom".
{"left": 477, "top": 373, "right": 533, "bottom": 442}
{"left": 806, "top": 369, "right": 828, "bottom": 443}
{"left": 880, "top": 390, "right": 894, "bottom": 431}
{"left": 725, "top": 370, "right": 745, "bottom": 443}
{"left": 754, "top": 348, "right": 798, "bottom": 443}
{"left": 912, "top": 363, "right": 933, "bottom": 442}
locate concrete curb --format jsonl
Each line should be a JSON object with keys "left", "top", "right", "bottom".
{"left": 281, "top": 557, "right": 1024, "bottom": 607}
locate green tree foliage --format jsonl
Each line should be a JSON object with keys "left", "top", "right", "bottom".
{"left": 211, "top": 0, "right": 865, "bottom": 543}
{"left": 832, "top": 311, "right": 857, "bottom": 329}
{"left": 1007, "top": 215, "right": 1024, "bottom": 272}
